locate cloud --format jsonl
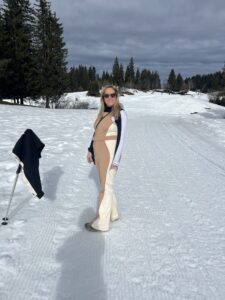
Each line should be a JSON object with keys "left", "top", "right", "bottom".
{"left": 1, "top": 0, "right": 225, "bottom": 78}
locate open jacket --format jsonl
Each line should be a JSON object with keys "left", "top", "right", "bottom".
{"left": 12, "top": 129, "right": 45, "bottom": 199}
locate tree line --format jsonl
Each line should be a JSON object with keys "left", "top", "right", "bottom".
{"left": 67, "top": 57, "right": 161, "bottom": 96}
{"left": 165, "top": 67, "right": 225, "bottom": 93}
{"left": 1, "top": 0, "right": 224, "bottom": 107}
{"left": 69, "top": 63, "right": 225, "bottom": 97}
{"left": 186, "top": 69, "right": 225, "bottom": 93}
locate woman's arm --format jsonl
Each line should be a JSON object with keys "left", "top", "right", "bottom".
{"left": 112, "top": 110, "right": 127, "bottom": 167}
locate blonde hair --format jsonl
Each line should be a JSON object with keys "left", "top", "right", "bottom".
{"left": 94, "top": 85, "right": 123, "bottom": 128}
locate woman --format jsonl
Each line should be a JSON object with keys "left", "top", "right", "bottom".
{"left": 85, "top": 85, "right": 127, "bottom": 232}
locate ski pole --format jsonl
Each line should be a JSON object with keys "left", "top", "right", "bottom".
{"left": 2, "top": 164, "right": 22, "bottom": 225}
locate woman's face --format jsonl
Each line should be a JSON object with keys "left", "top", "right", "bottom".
{"left": 103, "top": 87, "right": 117, "bottom": 107}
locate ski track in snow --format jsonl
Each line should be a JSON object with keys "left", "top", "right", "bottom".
{"left": 0, "top": 99, "right": 225, "bottom": 299}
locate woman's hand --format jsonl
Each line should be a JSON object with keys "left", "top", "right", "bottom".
{"left": 87, "top": 151, "right": 93, "bottom": 163}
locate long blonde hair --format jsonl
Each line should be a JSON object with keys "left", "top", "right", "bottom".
{"left": 94, "top": 85, "right": 123, "bottom": 128}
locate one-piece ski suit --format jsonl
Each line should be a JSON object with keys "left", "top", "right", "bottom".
{"left": 88, "top": 107, "right": 127, "bottom": 231}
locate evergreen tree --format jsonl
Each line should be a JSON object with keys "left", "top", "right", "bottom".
{"left": 79, "top": 65, "right": 89, "bottom": 90}
{"left": 129, "top": 57, "right": 135, "bottom": 84}
{"left": 153, "top": 71, "right": 161, "bottom": 89}
{"left": 125, "top": 65, "right": 129, "bottom": 85}
{"left": 101, "top": 70, "right": 112, "bottom": 85}
{"left": 176, "top": 73, "right": 183, "bottom": 91}
{"left": 167, "top": 69, "right": 177, "bottom": 91}
{"left": 112, "top": 56, "right": 120, "bottom": 86}
{"left": 67, "top": 67, "right": 78, "bottom": 92}
{"left": 87, "top": 80, "right": 100, "bottom": 96}
{"left": 140, "top": 69, "right": 150, "bottom": 91}
{"left": 184, "top": 78, "right": 191, "bottom": 91}
{"left": 34, "top": 0, "right": 67, "bottom": 108}
{"left": 88, "top": 66, "right": 96, "bottom": 81}
{"left": 2, "top": 0, "right": 36, "bottom": 104}
{"left": 147, "top": 70, "right": 152, "bottom": 90}
{"left": 125, "top": 57, "right": 135, "bottom": 88}
{"left": 119, "top": 63, "right": 124, "bottom": 87}
{"left": 135, "top": 68, "right": 140, "bottom": 89}
{"left": 101, "top": 71, "right": 106, "bottom": 81}
{"left": 137, "top": 69, "right": 161, "bottom": 91}
{"left": 67, "top": 65, "right": 94, "bottom": 92}
{"left": 105, "top": 71, "right": 110, "bottom": 81}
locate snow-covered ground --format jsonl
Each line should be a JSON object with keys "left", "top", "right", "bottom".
{"left": 1, "top": 91, "right": 225, "bottom": 300}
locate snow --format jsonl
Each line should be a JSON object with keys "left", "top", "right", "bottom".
{"left": 1, "top": 91, "right": 225, "bottom": 299}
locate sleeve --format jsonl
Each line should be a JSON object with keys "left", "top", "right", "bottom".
{"left": 112, "top": 110, "right": 127, "bottom": 167}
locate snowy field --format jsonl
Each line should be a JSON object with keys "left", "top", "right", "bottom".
{"left": 1, "top": 91, "right": 225, "bottom": 300}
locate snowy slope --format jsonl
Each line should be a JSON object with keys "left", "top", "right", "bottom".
{"left": 0, "top": 92, "right": 225, "bottom": 300}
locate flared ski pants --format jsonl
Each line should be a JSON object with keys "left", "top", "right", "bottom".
{"left": 91, "top": 137, "right": 119, "bottom": 231}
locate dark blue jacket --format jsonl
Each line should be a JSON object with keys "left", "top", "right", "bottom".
{"left": 13, "top": 129, "right": 45, "bottom": 199}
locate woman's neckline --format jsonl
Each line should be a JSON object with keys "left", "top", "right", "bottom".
{"left": 104, "top": 106, "right": 112, "bottom": 112}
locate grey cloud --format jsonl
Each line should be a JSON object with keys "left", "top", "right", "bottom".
{"left": 1, "top": 0, "right": 225, "bottom": 79}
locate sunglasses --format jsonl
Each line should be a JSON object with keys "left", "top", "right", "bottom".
{"left": 103, "top": 93, "right": 116, "bottom": 99}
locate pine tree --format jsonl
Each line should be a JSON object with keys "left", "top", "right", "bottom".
{"left": 148, "top": 70, "right": 152, "bottom": 89}
{"left": 2, "top": 0, "right": 36, "bottom": 104}
{"left": 119, "top": 63, "right": 124, "bottom": 87}
{"left": 101, "top": 71, "right": 106, "bottom": 81}
{"left": 125, "top": 65, "right": 129, "bottom": 86}
{"left": 102, "top": 70, "right": 111, "bottom": 85}
{"left": 167, "top": 69, "right": 177, "bottom": 91}
{"left": 34, "top": 0, "right": 67, "bottom": 108}
{"left": 87, "top": 80, "right": 100, "bottom": 96}
{"left": 125, "top": 57, "right": 135, "bottom": 88}
{"left": 49, "top": 11, "right": 68, "bottom": 104}
{"left": 67, "top": 67, "right": 76, "bottom": 92}
{"left": 140, "top": 69, "right": 150, "bottom": 91}
{"left": 88, "top": 66, "right": 96, "bottom": 81}
{"left": 153, "top": 71, "right": 161, "bottom": 89}
{"left": 135, "top": 68, "right": 140, "bottom": 89}
{"left": 105, "top": 71, "right": 110, "bottom": 81}
{"left": 176, "top": 73, "right": 183, "bottom": 91}
{"left": 129, "top": 57, "right": 135, "bottom": 84}
{"left": 75, "top": 65, "right": 88, "bottom": 90}
{"left": 112, "top": 56, "right": 120, "bottom": 86}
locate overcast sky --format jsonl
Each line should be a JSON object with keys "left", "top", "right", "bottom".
{"left": 1, "top": 0, "right": 225, "bottom": 80}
